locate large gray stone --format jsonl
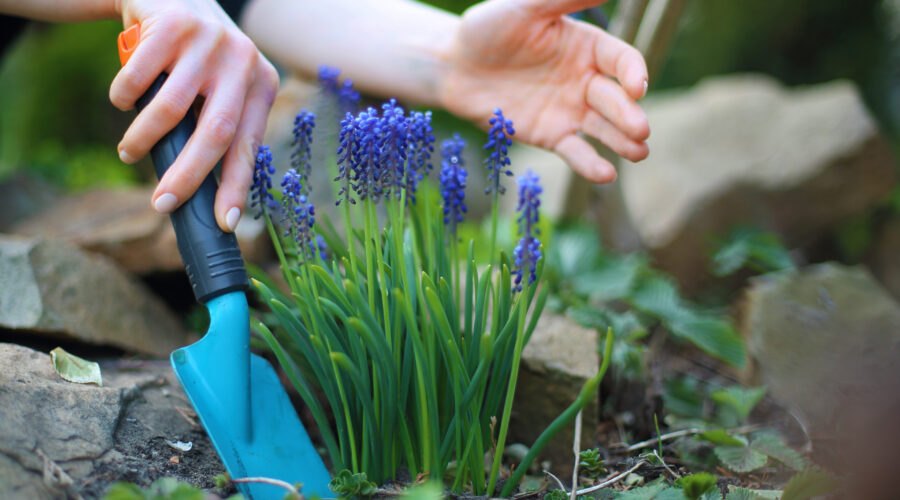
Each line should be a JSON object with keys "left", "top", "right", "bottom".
{"left": 867, "top": 216, "right": 900, "bottom": 302}
{"left": 12, "top": 186, "right": 269, "bottom": 274}
{"left": 0, "top": 235, "right": 189, "bottom": 356}
{"left": 0, "top": 343, "right": 227, "bottom": 500}
{"left": 739, "top": 263, "right": 900, "bottom": 475}
{"left": 618, "top": 75, "right": 897, "bottom": 291}
{"left": 510, "top": 313, "right": 599, "bottom": 477}
{"left": 0, "top": 343, "right": 121, "bottom": 500}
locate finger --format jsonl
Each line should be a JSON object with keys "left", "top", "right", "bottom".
{"left": 214, "top": 68, "right": 278, "bottom": 232}
{"left": 519, "top": 0, "right": 608, "bottom": 17}
{"left": 554, "top": 134, "right": 618, "bottom": 183}
{"left": 117, "top": 60, "right": 207, "bottom": 164}
{"left": 109, "top": 21, "right": 186, "bottom": 111}
{"left": 586, "top": 75, "right": 650, "bottom": 142}
{"left": 152, "top": 77, "right": 249, "bottom": 215}
{"left": 582, "top": 110, "right": 649, "bottom": 162}
{"left": 593, "top": 29, "right": 648, "bottom": 100}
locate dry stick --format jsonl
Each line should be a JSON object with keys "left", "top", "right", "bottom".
{"left": 545, "top": 470, "right": 567, "bottom": 492}
{"left": 570, "top": 410, "right": 583, "bottom": 500}
{"left": 231, "top": 477, "right": 303, "bottom": 499}
{"left": 653, "top": 450, "right": 681, "bottom": 479}
{"left": 574, "top": 460, "right": 648, "bottom": 496}
{"left": 615, "top": 424, "right": 762, "bottom": 453}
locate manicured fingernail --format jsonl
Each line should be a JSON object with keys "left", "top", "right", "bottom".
{"left": 154, "top": 193, "right": 178, "bottom": 214}
{"left": 119, "top": 149, "right": 136, "bottom": 164}
{"left": 225, "top": 207, "right": 241, "bottom": 232}
{"left": 642, "top": 80, "right": 648, "bottom": 98}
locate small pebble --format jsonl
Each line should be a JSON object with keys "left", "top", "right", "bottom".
{"left": 169, "top": 456, "right": 180, "bottom": 464}
{"left": 126, "top": 417, "right": 136, "bottom": 423}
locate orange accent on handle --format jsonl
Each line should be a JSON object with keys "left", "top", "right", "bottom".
{"left": 117, "top": 24, "right": 141, "bottom": 67}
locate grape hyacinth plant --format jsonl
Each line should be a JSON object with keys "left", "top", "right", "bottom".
{"left": 251, "top": 79, "right": 612, "bottom": 496}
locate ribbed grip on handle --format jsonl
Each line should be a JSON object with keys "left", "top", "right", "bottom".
{"left": 137, "top": 74, "right": 248, "bottom": 304}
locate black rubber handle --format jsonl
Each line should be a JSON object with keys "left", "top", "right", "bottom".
{"left": 137, "top": 74, "right": 248, "bottom": 304}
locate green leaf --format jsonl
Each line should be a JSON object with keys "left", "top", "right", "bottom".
{"left": 698, "top": 430, "right": 746, "bottom": 447}
{"left": 675, "top": 473, "right": 718, "bottom": 500}
{"left": 713, "top": 445, "right": 768, "bottom": 473}
{"left": 749, "top": 432, "right": 806, "bottom": 471}
{"left": 711, "top": 226, "right": 795, "bottom": 277}
{"left": 780, "top": 469, "right": 839, "bottom": 500}
{"left": 615, "top": 480, "right": 672, "bottom": 499}
{"left": 571, "top": 254, "right": 644, "bottom": 301}
{"left": 50, "top": 347, "right": 102, "bottom": 386}
{"left": 102, "top": 483, "right": 145, "bottom": 500}
{"left": 710, "top": 386, "right": 766, "bottom": 421}
{"left": 663, "top": 376, "right": 706, "bottom": 419}
{"left": 667, "top": 314, "right": 746, "bottom": 369}
{"left": 329, "top": 469, "right": 378, "bottom": 499}
{"left": 567, "top": 305, "right": 609, "bottom": 329}
{"left": 400, "top": 481, "right": 443, "bottom": 500}
{"left": 545, "top": 490, "right": 569, "bottom": 500}
{"left": 546, "top": 226, "right": 601, "bottom": 279}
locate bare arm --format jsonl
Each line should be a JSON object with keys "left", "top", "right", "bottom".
{"left": 242, "top": 0, "right": 650, "bottom": 183}
{"left": 0, "top": 0, "right": 116, "bottom": 22}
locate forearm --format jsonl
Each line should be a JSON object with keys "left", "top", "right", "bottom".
{"left": 240, "top": 0, "right": 458, "bottom": 107}
{"left": 0, "top": 0, "right": 119, "bottom": 22}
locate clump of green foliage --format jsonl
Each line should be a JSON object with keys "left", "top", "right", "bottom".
{"left": 252, "top": 74, "right": 609, "bottom": 496}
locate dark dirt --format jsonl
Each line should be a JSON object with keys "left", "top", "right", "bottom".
{"left": 79, "top": 360, "right": 236, "bottom": 499}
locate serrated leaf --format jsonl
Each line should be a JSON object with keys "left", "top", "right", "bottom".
{"left": 572, "top": 254, "right": 643, "bottom": 301}
{"left": 698, "top": 430, "right": 747, "bottom": 447}
{"left": 567, "top": 305, "right": 609, "bottom": 329}
{"left": 668, "top": 314, "right": 746, "bottom": 368}
{"left": 711, "top": 386, "right": 766, "bottom": 421}
{"left": 714, "top": 445, "right": 768, "bottom": 473}
{"left": 780, "top": 469, "right": 839, "bottom": 500}
{"left": 711, "top": 226, "right": 795, "bottom": 277}
{"left": 50, "top": 347, "right": 102, "bottom": 386}
{"left": 750, "top": 432, "right": 806, "bottom": 471}
{"left": 547, "top": 226, "right": 601, "bottom": 279}
{"left": 614, "top": 480, "right": 671, "bottom": 499}
{"left": 663, "top": 376, "right": 706, "bottom": 419}
{"left": 675, "top": 473, "right": 718, "bottom": 500}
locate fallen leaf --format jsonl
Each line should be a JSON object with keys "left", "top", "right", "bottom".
{"left": 50, "top": 347, "right": 102, "bottom": 386}
{"left": 165, "top": 440, "right": 193, "bottom": 452}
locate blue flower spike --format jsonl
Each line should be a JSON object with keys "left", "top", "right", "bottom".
{"left": 485, "top": 108, "right": 515, "bottom": 195}
{"left": 250, "top": 145, "right": 276, "bottom": 218}
{"left": 281, "top": 169, "right": 317, "bottom": 257}
{"left": 379, "top": 99, "right": 409, "bottom": 200}
{"left": 292, "top": 110, "right": 316, "bottom": 193}
{"left": 405, "top": 110, "right": 435, "bottom": 201}
{"left": 440, "top": 134, "right": 467, "bottom": 236}
{"left": 335, "top": 112, "right": 360, "bottom": 206}
{"left": 318, "top": 65, "right": 361, "bottom": 114}
{"left": 512, "top": 170, "right": 542, "bottom": 292}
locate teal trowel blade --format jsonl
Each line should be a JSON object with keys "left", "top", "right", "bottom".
{"left": 171, "top": 291, "right": 332, "bottom": 499}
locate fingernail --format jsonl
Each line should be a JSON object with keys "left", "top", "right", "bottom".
{"left": 154, "top": 193, "right": 179, "bottom": 214}
{"left": 225, "top": 206, "right": 241, "bottom": 232}
{"left": 119, "top": 149, "right": 136, "bottom": 164}
{"left": 642, "top": 80, "right": 649, "bottom": 98}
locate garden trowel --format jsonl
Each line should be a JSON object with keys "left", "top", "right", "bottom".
{"left": 117, "top": 24, "right": 331, "bottom": 500}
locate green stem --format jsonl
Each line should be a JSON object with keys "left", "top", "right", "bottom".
{"left": 486, "top": 295, "right": 527, "bottom": 495}
{"left": 499, "top": 328, "right": 615, "bottom": 497}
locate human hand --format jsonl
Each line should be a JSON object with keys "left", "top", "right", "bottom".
{"left": 440, "top": 0, "right": 649, "bottom": 183}
{"left": 110, "top": 0, "right": 279, "bottom": 232}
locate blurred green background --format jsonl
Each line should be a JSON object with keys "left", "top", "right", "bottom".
{"left": 0, "top": 0, "right": 897, "bottom": 191}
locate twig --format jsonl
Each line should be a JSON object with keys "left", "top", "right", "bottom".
{"left": 614, "top": 424, "right": 762, "bottom": 452}
{"left": 544, "top": 470, "right": 566, "bottom": 492}
{"left": 231, "top": 477, "right": 303, "bottom": 499}
{"left": 574, "top": 460, "right": 647, "bottom": 496}
{"left": 570, "top": 410, "right": 583, "bottom": 500}
{"left": 653, "top": 450, "right": 680, "bottom": 479}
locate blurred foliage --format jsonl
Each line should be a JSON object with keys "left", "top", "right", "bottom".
{"left": 0, "top": 21, "right": 144, "bottom": 189}
{"left": 710, "top": 226, "right": 796, "bottom": 277}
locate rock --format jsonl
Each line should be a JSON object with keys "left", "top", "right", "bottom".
{"left": 617, "top": 75, "right": 897, "bottom": 291}
{"left": 511, "top": 313, "right": 599, "bottom": 477}
{"left": 0, "top": 174, "right": 59, "bottom": 232}
{"left": 867, "top": 216, "right": 900, "bottom": 301}
{"left": 0, "top": 235, "right": 189, "bottom": 356}
{"left": 739, "top": 263, "right": 900, "bottom": 478}
{"left": 0, "top": 343, "right": 226, "bottom": 500}
{"left": 12, "top": 186, "right": 270, "bottom": 274}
